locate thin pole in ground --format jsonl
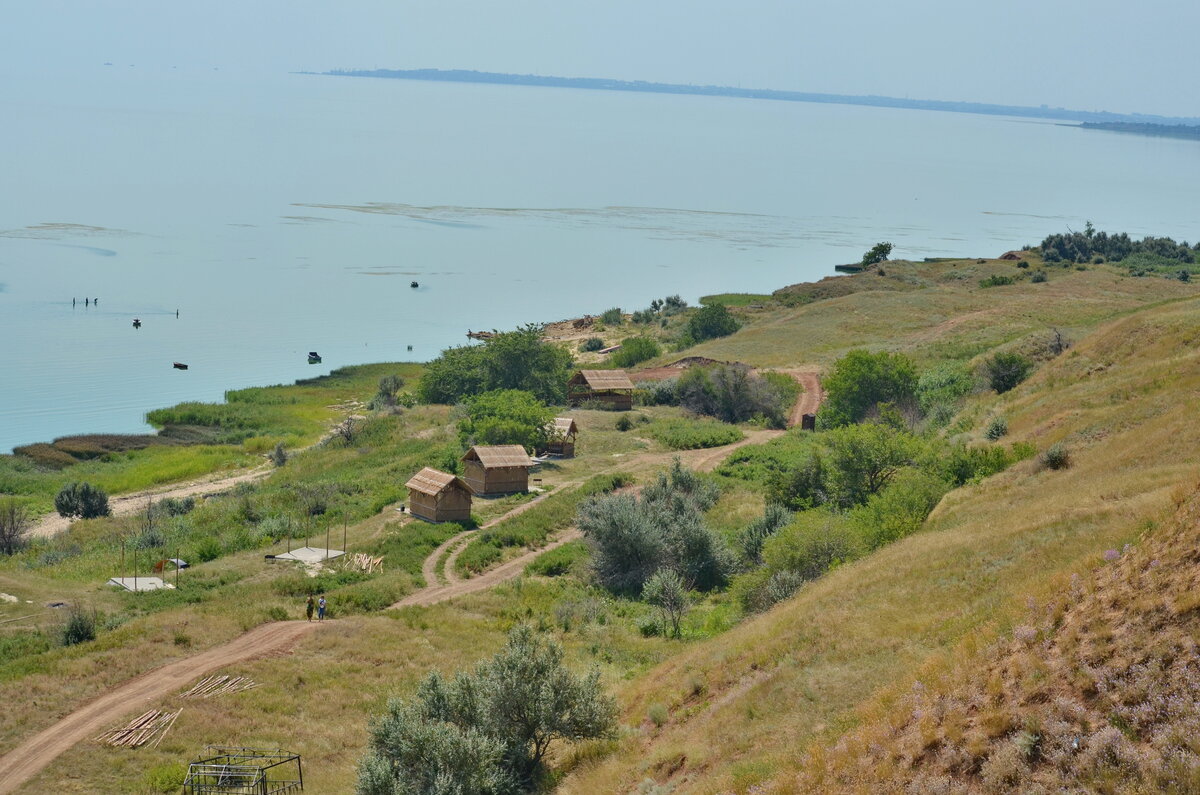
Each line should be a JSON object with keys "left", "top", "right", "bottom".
{"left": 343, "top": 517, "right": 347, "bottom": 555}
{"left": 325, "top": 522, "right": 330, "bottom": 562}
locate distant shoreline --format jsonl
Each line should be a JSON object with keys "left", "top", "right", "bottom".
{"left": 310, "top": 68, "right": 1200, "bottom": 127}
{"left": 1078, "top": 121, "right": 1200, "bottom": 141}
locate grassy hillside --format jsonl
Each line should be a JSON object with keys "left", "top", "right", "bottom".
{"left": 557, "top": 294, "right": 1200, "bottom": 793}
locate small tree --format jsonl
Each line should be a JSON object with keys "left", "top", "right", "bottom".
{"left": 0, "top": 497, "right": 30, "bottom": 555}
{"left": 270, "top": 442, "right": 288, "bottom": 467}
{"left": 60, "top": 602, "right": 97, "bottom": 646}
{"left": 687, "top": 303, "right": 740, "bottom": 342}
{"left": 738, "top": 503, "right": 793, "bottom": 565}
{"left": 861, "top": 241, "right": 894, "bottom": 267}
{"left": 642, "top": 568, "right": 690, "bottom": 638}
{"left": 985, "top": 352, "right": 1033, "bottom": 394}
{"left": 356, "top": 625, "right": 615, "bottom": 793}
{"left": 819, "top": 350, "right": 918, "bottom": 428}
{"left": 54, "top": 482, "right": 110, "bottom": 519}
{"left": 457, "top": 389, "right": 554, "bottom": 451}
{"left": 579, "top": 336, "right": 605, "bottom": 352}
{"left": 369, "top": 374, "right": 404, "bottom": 409}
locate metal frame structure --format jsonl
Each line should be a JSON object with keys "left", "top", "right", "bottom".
{"left": 181, "top": 746, "right": 303, "bottom": 794}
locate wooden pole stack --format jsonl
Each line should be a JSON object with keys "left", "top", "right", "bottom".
{"left": 95, "top": 708, "right": 182, "bottom": 748}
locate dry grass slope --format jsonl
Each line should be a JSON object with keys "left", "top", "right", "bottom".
{"left": 557, "top": 296, "right": 1200, "bottom": 794}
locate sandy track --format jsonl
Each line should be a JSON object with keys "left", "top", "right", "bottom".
{"left": 780, "top": 368, "right": 823, "bottom": 427}
{"left": 0, "top": 620, "right": 320, "bottom": 795}
{"left": 28, "top": 466, "right": 272, "bottom": 540}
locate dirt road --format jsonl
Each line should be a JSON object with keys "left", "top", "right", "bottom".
{"left": 28, "top": 466, "right": 272, "bottom": 539}
{"left": 0, "top": 620, "right": 320, "bottom": 795}
{"left": 780, "top": 368, "right": 823, "bottom": 427}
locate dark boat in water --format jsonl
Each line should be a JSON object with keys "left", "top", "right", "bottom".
{"left": 308, "top": 351, "right": 322, "bottom": 364}
{"left": 132, "top": 318, "right": 141, "bottom": 328}
{"left": 173, "top": 362, "right": 188, "bottom": 370}
{"left": 410, "top": 280, "right": 419, "bottom": 288}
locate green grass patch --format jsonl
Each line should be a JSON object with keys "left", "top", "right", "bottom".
{"left": 364, "top": 522, "right": 465, "bottom": 579}
{"left": 525, "top": 540, "right": 589, "bottom": 577}
{"left": 646, "top": 418, "right": 744, "bottom": 450}
{"left": 699, "top": 293, "right": 773, "bottom": 307}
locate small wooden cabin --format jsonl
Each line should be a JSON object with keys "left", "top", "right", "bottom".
{"left": 544, "top": 417, "right": 579, "bottom": 458}
{"left": 462, "top": 445, "right": 534, "bottom": 495}
{"left": 405, "top": 467, "right": 473, "bottom": 523}
{"left": 568, "top": 369, "right": 635, "bottom": 410}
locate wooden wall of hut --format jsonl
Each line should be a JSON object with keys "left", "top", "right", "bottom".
{"left": 463, "top": 461, "right": 530, "bottom": 495}
{"left": 546, "top": 439, "right": 576, "bottom": 457}
{"left": 409, "top": 489, "right": 472, "bottom": 523}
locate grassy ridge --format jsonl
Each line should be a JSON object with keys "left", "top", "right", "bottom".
{"left": 558, "top": 295, "right": 1200, "bottom": 794}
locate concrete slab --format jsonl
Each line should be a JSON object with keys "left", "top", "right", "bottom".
{"left": 273, "top": 547, "right": 345, "bottom": 564}
{"left": 108, "top": 577, "right": 174, "bottom": 592}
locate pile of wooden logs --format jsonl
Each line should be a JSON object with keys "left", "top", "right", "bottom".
{"left": 345, "top": 553, "right": 384, "bottom": 573}
{"left": 178, "top": 674, "right": 258, "bottom": 699}
{"left": 96, "top": 709, "right": 182, "bottom": 748}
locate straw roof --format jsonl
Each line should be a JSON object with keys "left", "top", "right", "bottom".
{"left": 571, "top": 369, "right": 635, "bottom": 390}
{"left": 463, "top": 445, "right": 534, "bottom": 469}
{"left": 546, "top": 417, "right": 578, "bottom": 439}
{"left": 405, "top": 467, "right": 469, "bottom": 496}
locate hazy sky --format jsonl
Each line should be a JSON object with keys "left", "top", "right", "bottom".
{"left": 5, "top": 0, "right": 1198, "bottom": 117}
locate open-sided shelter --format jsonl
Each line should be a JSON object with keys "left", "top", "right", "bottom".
{"left": 544, "top": 417, "right": 579, "bottom": 457}
{"left": 568, "top": 369, "right": 635, "bottom": 410}
{"left": 405, "top": 467, "right": 473, "bottom": 523}
{"left": 462, "top": 445, "right": 534, "bottom": 495}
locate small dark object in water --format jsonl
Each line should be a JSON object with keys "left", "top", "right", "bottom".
{"left": 308, "top": 351, "right": 322, "bottom": 364}
{"left": 173, "top": 362, "right": 188, "bottom": 370}
{"left": 406, "top": 344, "right": 413, "bottom": 351}
{"left": 132, "top": 318, "right": 141, "bottom": 328}
{"left": 410, "top": 281, "right": 419, "bottom": 288}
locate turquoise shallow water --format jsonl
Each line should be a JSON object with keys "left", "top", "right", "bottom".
{"left": 2, "top": 68, "right": 1198, "bottom": 452}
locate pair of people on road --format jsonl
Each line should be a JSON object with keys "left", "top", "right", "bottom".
{"left": 304, "top": 594, "right": 327, "bottom": 622}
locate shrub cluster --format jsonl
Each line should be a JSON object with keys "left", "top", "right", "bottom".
{"left": 646, "top": 418, "right": 743, "bottom": 450}
{"left": 417, "top": 324, "right": 573, "bottom": 405}
{"left": 609, "top": 336, "right": 661, "bottom": 368}
{"left": 818, "top": 350, "right": 918, "bottom": 428}
{"left": 677, "top": 364, "right": 791, "bottom": 427}
{"left": 578, "top": 460, "right": 731, "bottom": 593}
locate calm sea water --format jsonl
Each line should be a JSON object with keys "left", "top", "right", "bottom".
{"left": 2, "top": 68, "right": 1198, "bottom": 452}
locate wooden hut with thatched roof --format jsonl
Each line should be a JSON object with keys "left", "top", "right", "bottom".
{"left": 543, "top": 417, "right": 579, "bottom": 458}
{"left": 568, "top": 369, "right": 635, "bottom": 410}
{"left": 405, "top": 467, "right": 473, "bottom": 523}
{"left": 462, "top": 445, "right": 535, "bottom": 495}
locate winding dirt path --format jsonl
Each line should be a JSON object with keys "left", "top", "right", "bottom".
{"left": 0, "top": 620, "right": 321, "bottom": 795}
{"left": 1, "top": 389, "right": 823, "bottom": 789}
{"left": 780, "top": 368, "right": 824, "bottom": 427}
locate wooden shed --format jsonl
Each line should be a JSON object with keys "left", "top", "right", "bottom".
{"left": 568, "top": 369, "right": 635, "bottom": 410}
{"left": 461, "top": 445, "right": 534, "bottom": 495}
{"left": 405, "top": 467, "right": 473, "bottom": 523}
{"left": 543, "top": 417, "right": 579, "bottom": 458}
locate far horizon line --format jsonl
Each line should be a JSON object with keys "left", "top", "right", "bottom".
{"left": 310, "top": 67, "right": 1200, "bottom": 127}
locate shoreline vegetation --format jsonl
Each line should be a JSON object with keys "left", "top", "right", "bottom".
{"left": 1078, "top": 120, "right": 1200, "bottom": 140}
{"left": 311, "top": 67, "right": 1200, "bottom": 127}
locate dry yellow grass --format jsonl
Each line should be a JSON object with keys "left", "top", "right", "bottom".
{"left": 557, "top": 296, "right": 1200, "bottom": 794}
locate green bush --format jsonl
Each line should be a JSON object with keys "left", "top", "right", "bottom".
{"left": 193, "top": 536, "right": 222, "bottom": 563}
{"left": 979, "top": 274, "right": 1017, "bottom": 288}
{"left": 819, "top": 350, "right": 918, "bottom": 428}
{"left": 985, "top": 416, "right": 1009, "bottom": 440}
{"left": 762, "top": 511, "right": 860, "bottom": 582}
{"left": 677, "top": 365, "right": 790, "bottom": 427}
{"left": 457, "top": 389, "right": 553, "bottom": 451}
{"left": 738, "top": 503, "right": 794, "bottom": 565}
{"left": 1030, "top": 270, "right": 1048, "bottom": 283}
{"left": 579, "top": 337, "right": 605, "bottom": 352}
{"left": 610, "top": 336, "right": 661, "bottom": 368}
{"left": 861, "top": 241, "right": 893, "bottom": 267}
{"left": 60, "top": 603, "right": 96, "bottom": 646}
{"left": 615, "top": 415, "right": 634, "bottom": 432}
{"left": 600, "top": 307, "right": 623, "bottom": 325}
{"left": 417, "top": 324, "right": 573, "bottom": 405}
{"left": 141, "top": 763, "right": 188, "bottom": 793}
{"left": 847, "top": 469, "right": 949, "bottom": 550}
{"left": 917, "top": 362, "right": 975, "bottom": 416}
{"left": 356, "top": 625, "right": 616, "bottom": 791}
{"left": 686, "top": 303, "right": 740, "bottom": 342}
{"left": 54, "top": 481, "right": 111, "bottom": 519}
{"left": 646, "top": 418, "right": 743, "bottom": 450}
{"left": 647, "top": 703, "right": 669, "bottom": 727}
{"left": 985, "top": 351, "right": 1033, "bottom": 393}
{"left": 1041, "top": 443, "right": 1070, "bottom": 470}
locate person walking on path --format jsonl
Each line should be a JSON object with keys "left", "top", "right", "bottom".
{"left": 305, "top": 594, "right": 315, "bottom": 622}
{"left": 317, "top": 595, "right": 326, "bottom": 621}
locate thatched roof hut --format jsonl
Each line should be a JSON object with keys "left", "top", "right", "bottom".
{"left": 462, "top": 445, "right": 535, "bottom": 495}
{"left": 544, "top": 417, "right": 579, "bottom": 458}
{"left": 405, "top": 467, "right": 473, "bottom": 523}
{"left": 568, "top": 369, "right": 635, "bottom": 410}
